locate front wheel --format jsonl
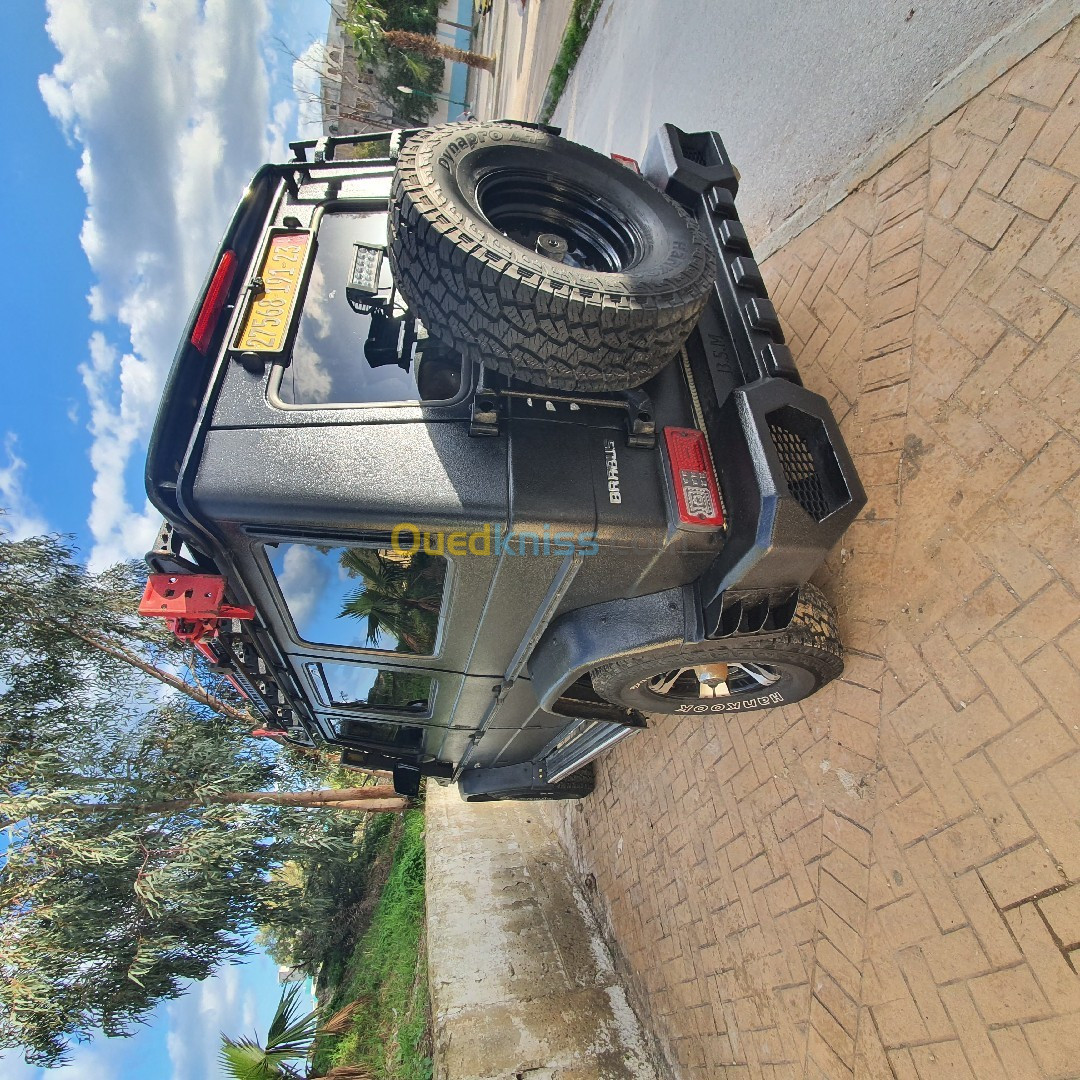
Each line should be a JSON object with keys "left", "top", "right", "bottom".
{"left": 590, "top": 585, "right": 843, "bottom": 716}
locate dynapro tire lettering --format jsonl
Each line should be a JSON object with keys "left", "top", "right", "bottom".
{"left": 604, "top": 440, "right": 622, "bottom": 504}
{"left": 674, "top": 692, "right": 786, "bottom": 713}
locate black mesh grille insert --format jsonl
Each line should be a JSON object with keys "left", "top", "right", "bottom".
{"left": 678, "top": 131, "right": 723, "bottom": 168}
{"left": 767, "top": 405, "right": 850, "bottom": 522}
{"left": 769, "top": 423, "right": 830, "bottom": 520}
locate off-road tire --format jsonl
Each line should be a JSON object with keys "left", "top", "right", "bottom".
{"left": 591, "top": 585, "right": 843, "bottom": 716}
{"left": 389, "top": 122, "right": 716, "bottom": 391}
{"left": 460, "top": 763, "right": 595, "bottom": 802}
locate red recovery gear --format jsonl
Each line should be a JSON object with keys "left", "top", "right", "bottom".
{"left": 138, "top": 573, "right": 255, "bottom": 664}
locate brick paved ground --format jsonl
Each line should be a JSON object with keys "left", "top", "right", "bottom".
{"left": 551, "top": 22, "right": 1080, "bottom": 1080}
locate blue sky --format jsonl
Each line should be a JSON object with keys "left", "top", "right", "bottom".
{"left": 0, "top": 0, "right": 331, "bottom": 564}
{"left": 0, "top": 1, "right": 337, "bottom": 1076}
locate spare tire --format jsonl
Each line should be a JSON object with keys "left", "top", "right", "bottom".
{"left": 388, "top": 122, "right": 716, "bottom": 392}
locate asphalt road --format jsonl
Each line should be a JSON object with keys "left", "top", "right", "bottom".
{"left": 551, "top": 0, "right": 1047, "bottom": 238}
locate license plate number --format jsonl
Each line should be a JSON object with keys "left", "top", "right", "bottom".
{"left": 233, "top": 232, "right": 310, "bottom": 352}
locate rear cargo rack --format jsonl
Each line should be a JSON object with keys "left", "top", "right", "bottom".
{"left": 469, "top": 368, "right": 657, "bottom": 447}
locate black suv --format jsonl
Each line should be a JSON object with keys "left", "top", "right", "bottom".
{"left": 141, "top": 121, "right": 864, "bottom": 801}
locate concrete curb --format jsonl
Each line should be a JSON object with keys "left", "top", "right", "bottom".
{"left": 425, "top": 785, "right": 663, "bottom": 1079}
{"left": 754, "top": 0, "right": 1080, "bottom": 259}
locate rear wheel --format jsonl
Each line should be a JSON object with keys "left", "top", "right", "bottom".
{"left": 389, "top": 122, "right": 716, "bottom": 391}
{"left": 590, "top": 585, "right": 843, "bottom": 716}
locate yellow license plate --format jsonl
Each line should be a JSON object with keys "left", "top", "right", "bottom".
{"left": 233, "top": 232, "right": 310, "bottom": 352}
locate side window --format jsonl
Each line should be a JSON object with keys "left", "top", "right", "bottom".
{"left": 266, "top": 542, "right": 447, "bottom": 655}
{"left": 272, "top": 210, "right": 463, "bottom": 407}
{"left": 335, "top": 718, "right": 424, "bottom": 751}
{"left": 308, "top": 661, "right": 434, "bottom": 713}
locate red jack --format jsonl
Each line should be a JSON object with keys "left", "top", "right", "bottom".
{"left": 139, "top": 573, "right": 255, "bottom": 660}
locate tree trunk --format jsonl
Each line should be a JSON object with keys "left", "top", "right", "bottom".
{"left": 62, "top": 623, "right": 253, "bottom": 725}
{"left": 69, "top": 786, "right": 407, "bottom": 816}
{"left": 326, "top": 799, "right": 405, "bottom": 811}
{"left": 383, "top": 30, "right": 495, "bottom": 73}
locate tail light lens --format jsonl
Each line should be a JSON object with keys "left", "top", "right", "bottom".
{"left": 191, "top": 249, "right": 237, "bottom": 355}
{"left": 664, "top": 427, "right": 724, "bottom": 528}
{"left": 610, "top": 152, "right": 640, "bottom": 173}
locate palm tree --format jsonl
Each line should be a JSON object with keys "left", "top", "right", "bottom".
{"left": 342, "top": 1, "right": 428, "bottom": 83}
{"left": 338, "top": 549, "right": 443, "bottom": 653}
{"left": 220, "top": 985, "right": 371, "bottom": 1080}
{"left": 219, "top": 982, "right": 319, "bottom": 1079}
{"left": 337, "top": 1, "right": 491, "bottom": 126}
{"left": 382, "top": 29, "right": 495, "bottom": 73}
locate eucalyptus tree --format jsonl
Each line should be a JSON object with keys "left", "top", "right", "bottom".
{"left": 0, "top": 532, "right": 401, "bottom": 1067}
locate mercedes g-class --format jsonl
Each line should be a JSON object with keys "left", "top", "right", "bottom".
{"left": 140, "top": 121, "right": 865, "bottom": 801}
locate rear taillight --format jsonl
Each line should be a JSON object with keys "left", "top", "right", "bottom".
{"left": 610, "top": 152, "right": 640, "bottom": 173}
{"left": 191, "top": 249, "right": 237, "bottom": 354}
{"left": 664, "top": 428, "right": 724, "bottom": 528}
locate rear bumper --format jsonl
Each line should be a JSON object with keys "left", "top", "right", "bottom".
{"left": 642, "top": 124, "right": 866, "bottom": 632}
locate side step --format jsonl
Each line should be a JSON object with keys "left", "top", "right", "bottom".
{"left": 541, "top": 719, "right": 637, "bottom": 783}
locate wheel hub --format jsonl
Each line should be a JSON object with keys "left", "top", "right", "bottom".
{"left": 535, "top": 232, "right": 569, "bottom": 261}
{"left": 474, "top": 166, "right": 643, "bottom": 273}
{"left": 647, "top": 662, "right": 783, "bottom": 700}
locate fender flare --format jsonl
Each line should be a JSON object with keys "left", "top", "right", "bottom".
{"left": 527, "top": 585, "right": 704, "bottom": 712}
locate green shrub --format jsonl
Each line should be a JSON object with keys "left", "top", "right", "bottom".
{"left": 540, "top": 0, "right": 605, "bottom": 122}
{"left": 312, "top": 810, "right": 431, "bottom": 1079}
{"left": 258, "top": 809, "right": 399, "bottom": 979}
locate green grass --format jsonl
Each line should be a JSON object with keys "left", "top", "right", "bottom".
{"left": 312, "top": 809, "right": 431, "bottom": 1080}
{"left": 539, "top": 0, "right": 606, "bottom": 123}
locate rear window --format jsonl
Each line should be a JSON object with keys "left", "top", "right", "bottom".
{"left": 272, "top": 210, "right": 463, "bottom": 407}
{"left": 266, "top": 542, "right": 447, "bottom": 655}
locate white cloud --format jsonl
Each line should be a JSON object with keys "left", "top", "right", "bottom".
{"left": 78, "top": 332, "right": 160, "bottom": 568}
{"left": 166, "top": 966, "right": 260, "bottom": 1080}
{"left": 0, "top": 1050, "right": 42, "bottom": 1080}
{"left": 39, "top": 0, "right": 294, "bottom": 570}
{"left": 0, "top": 434, "right": 51, "bottom": 540}
{"left": 268, "top": 96, "right": 296, "bottom": 163}
{"left": 43, "top": 1049, "right": 123, "bottom": 1080}
{"left": 274, "top": 542, "right": 330, "bottom": 630}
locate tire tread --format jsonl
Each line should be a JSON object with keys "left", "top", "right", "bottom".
{"left": 388, "top": 122, "right": 716, "bottom": 391}
{"left": 591, "top": 584, "right": 844, "bottom": 715}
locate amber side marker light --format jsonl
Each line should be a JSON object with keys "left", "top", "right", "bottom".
{"left": 190, "top": 249, "right": 237, "bottom": 354}
{"left": 664, "top": 427, "right": 725, "bottom": 528}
